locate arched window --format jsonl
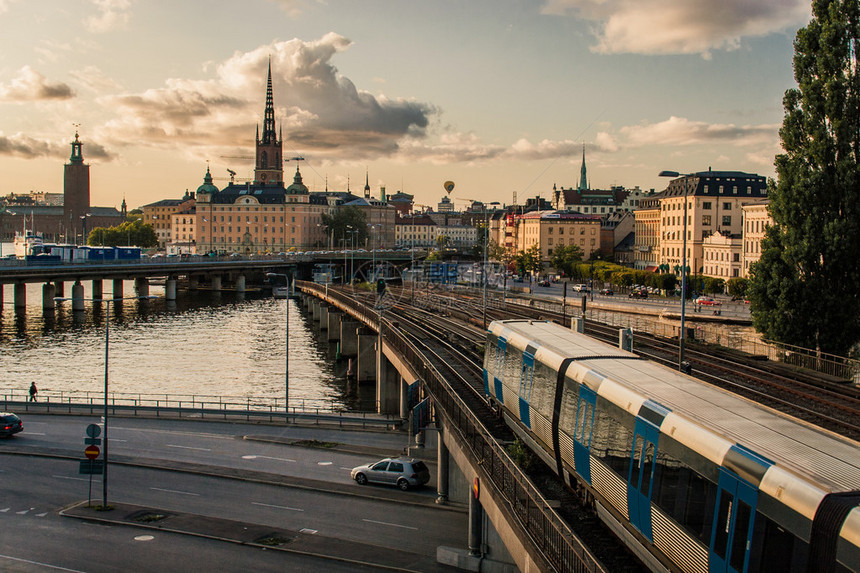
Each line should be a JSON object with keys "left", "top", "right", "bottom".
{"left": 260, "top": 151, "right": 268, "bottom": 169}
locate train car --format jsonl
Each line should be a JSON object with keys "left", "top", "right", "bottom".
{"left": 85, "top": 247, "right": 116, "bottom": 261}
{"left": 115, "top": 246, "right": 142, "bottom": 260}
{"left": 484, "top": 320, "right": 860, "bottom": 573}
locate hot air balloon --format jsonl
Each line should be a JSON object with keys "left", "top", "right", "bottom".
{"left": 443, "top": 181, "right": 455, "bottom": 194}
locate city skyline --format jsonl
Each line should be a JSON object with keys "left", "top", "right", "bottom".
{"left": 0, "top": 0, "right": 811, "bottom": 211}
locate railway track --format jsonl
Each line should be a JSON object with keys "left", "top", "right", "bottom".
{"left": 395, "top": 284, "right": 860, "bottom": 440}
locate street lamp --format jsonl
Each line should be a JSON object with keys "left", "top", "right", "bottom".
{"left": 54, "top": 294, "right": 157, "bottom": 509}
{"left": 659, "top": 170, "right": 693, "bottom": 372}
{"left": 266, "top": 273, "right": 290, "bottom": 420}
{"left": 481, "top": 202, "right": 501, "bottom": 329}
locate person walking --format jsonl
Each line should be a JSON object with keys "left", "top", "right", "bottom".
{"left": 29, "top": 381, "right": 37, "bottom": 402}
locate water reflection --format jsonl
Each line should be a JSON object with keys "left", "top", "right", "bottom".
{"left": 0, "top": 281, "right": 370, "bottom": 410}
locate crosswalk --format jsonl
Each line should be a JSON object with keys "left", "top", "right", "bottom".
{"left": 0, "top": 507, "right": 49, "bottom": 518}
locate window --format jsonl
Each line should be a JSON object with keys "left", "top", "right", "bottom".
{"left": 723, "top": 203, "right": 732, "bottom": 211}
{"left": 703, "top": 215, "right": 712, "bottom": 226}
{"left": 723, "top": 216, "right": 732, "bottom": 226}
{"left": 703, "top": 202, "right": 712, "bottom": 210}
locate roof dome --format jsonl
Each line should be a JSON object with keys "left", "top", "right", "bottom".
{"left": 196, "top": 166, "right": 220, "bottom": 195}
{"left": 285, "top": 166, "right": 309, "bottom": 195}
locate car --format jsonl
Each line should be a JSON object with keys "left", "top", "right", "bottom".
{"left": 599, "top": 288, "right": 614, "bottom": 296}
{"left": 350, "top": 457, "right": 430, "bottom": 491}
{"left": 0, "top": 412, "right": 23, "bottom": 438}
{"left": 629, "top": 289, "right": 648, "bottom": 299}
{"left": 695, "top": 296, "right": 721, "bottom": 306}
{"left": 538, "top": 280, "right": 551, "bottom": 287}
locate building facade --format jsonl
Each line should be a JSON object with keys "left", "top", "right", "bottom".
{"left": 142, "top": 192, "right": 196, "bottom": 249}
{"left": 516, "top": 210, "right": 602, "bottom": 261}
{"left": 742, "top": 202, "right": 772, "bottom": 278}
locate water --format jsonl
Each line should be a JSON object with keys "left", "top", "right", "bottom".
{"left": 0, "top": 257, "right": 370, "bottom": 410}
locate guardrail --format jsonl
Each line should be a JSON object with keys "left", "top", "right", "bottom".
{"left": 298, "top": 281, "right": 603, "bottom": 573}
{"left": 0, "top": 389, "right": 398, "bottom": 429}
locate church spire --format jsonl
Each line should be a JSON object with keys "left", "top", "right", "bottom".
{"left": 578, "top": 143, "right": 587, "bottom": 191}
{"left": 261, "top": 58, "right": 277, "bottom": 145}
{"left": 364, "top": 170, "right": 371, "bottom": 199}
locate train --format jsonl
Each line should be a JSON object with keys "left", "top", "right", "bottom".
{"left": 21, "top": 244, "right": 142, "bottom": 264}
{"left": 483, "top": 320, "right": 859, "bottom": 573}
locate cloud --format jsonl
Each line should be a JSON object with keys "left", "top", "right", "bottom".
{"left": 0, "top": 132, "right": 113, "bottom": 160}
{"left": 69, "top": 65, "right": 124, "bottom": 94}
{"left": 540, "top": 0, "right": 810, "bottom": 56}
{"left": 98, "top": 34, "right": 437, "bottom": 160}
{"left": 0, "top": 66, "right": 75, "bottom": 102}
{"left": 84, "top": 0, "right": 131, "bottom": 33}
{"left": 619, "top": 116, "right": 778, "bottom": 147}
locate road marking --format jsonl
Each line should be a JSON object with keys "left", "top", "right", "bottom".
{"left": 16, "top": 509, "right": 30, "bottom": 515}
{"left": 36, "top": 512, "right": 47, "bottom": 517}
{"left": 242, "top": 455, "right": 296, "bottom": 462}
{"left": 0, "top": 553, "right": 87, "bottom": 572}
{"left": 150, "top": 487, "right": 200, "bottom": 496}
{"left": 53, "top": 475, "right": 88, "bottom": 482}
{"left": 252, "top": 502, "right": 303, "bottom": 512}
{"left": 166, "top": 444, "right": 211, "bottom": 451}
{"left": 134, "top": 535, "right": 155, "bottom": 541}
{"left": 0, "top": 508, "right": 8, "bottom": 512}
{"left": 113, "top": 427, "right": 234, "bottom": 439}
{"left": 299, "top": 528, "right": 318, "bottom": 534}
{"left": 110, "top": 439, "right": 128, "bottom": 443}
{"left": 317, "top": 461, "right": 333, "bottom": 466}
{"left": 339, "top": 467, "right": 353, "bottom": 471}
{"left": 362, "top": 519, "right": 418, "bottom": 530}
{"left": 24, "top": 432, "right": 46, "bottom": 436}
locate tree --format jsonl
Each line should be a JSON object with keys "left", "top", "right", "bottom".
{"left": 521, "top": 244, "right": 544, "bottom": 276}
{"left": 749, "top": 0, "right": 860, "bottom": 355}
{"left": 550, "top": 244, "right": 584, "bottom": 278}
{"left": 726, "top": 278, "right": 749, "bottom": 299}
{"left": 321, "top": 207, "right": 368, "bottom": 249}
{"left": 88, "top": 219, "right": 157, "bottom": 248}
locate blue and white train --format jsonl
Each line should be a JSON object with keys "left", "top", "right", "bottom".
{"left": 483, "top": 320, "right": 859, "bottom": 573}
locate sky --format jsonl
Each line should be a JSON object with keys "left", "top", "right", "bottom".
{"left": 0, "top": 0, "right": 812, "bottom": 212}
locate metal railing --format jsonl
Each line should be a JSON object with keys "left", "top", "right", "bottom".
{"left": 298, "top": 281, "right": 604, "bottom": 573}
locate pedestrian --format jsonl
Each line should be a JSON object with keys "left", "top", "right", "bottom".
{"left": 29, "top": 381, "right": 37, "bottom": 402}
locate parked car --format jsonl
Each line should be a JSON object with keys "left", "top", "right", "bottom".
{"left": 0, "top": 412, "right": 23, "bottom": 438}
{"left": 599, "top": 288, "right": 614, "bottom": 296}
{"left": 629, "top": 289, "right": 648, "bottom": 299}
{"left": 695, "top": 296, "right": 721, "bottom": 306}
{"left": 351, "top": 457, "right": 430, "bottom": 491}
{"left": 538, "top": 280, "right": 551, "bottom": 287}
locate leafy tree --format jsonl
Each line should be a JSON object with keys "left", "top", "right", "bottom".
{"left": 702, "top": 277, "right": 726, "bottom": 295}
{"left": 127, "top": 208, "right": 143, "bottom": 223}
{"left": 749, "top": 0, "right": 860, "bottom": 354}
{"left": 88, "top": 219, "right": 157, "bottom": 248}
{"left": 487, "top": 240, "right": 506, "bottom": 262}
{"left": 550, "top": 244, "right": 584, "bottom": 278}
{"left": 321, "top": 207, "right": 368, "bottom": 249}
{"left": 726, "top": 278, "right": 749, "bottom": 299}
{"left": 652, "top": 273, "right": 677, "bottom": 292}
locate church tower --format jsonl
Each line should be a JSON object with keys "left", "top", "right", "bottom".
{"left": 577, "top": 144, "right": 588, "bottom": 191}
{"left": 63, "top": 132, "right": 91, "bottom": 241}
{"left": 254, "top": 60, "right": 283, "bottom": 185}
{"left": 364, "top": 171, "right": 371, "bottom": 199}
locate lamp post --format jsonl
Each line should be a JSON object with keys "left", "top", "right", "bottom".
{"left": 481, "top": 202, "right": 501, "bottom": 329}
{"left": 659, "top": 170, "right": 693, "bottom": 372}
{"left": 266, "top": 273, "right": 290, "bottom": 420}
{"left": 54, "top": 294, "right": 157, "bottom": 508}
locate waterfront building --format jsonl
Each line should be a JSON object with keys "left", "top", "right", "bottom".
{"left": 142, "top": 192, "right": 196, "bottom": 249}
{"left": 193, "top": 63, "right": 331, "bottom": 254}
{"left": 702, "top": 231, "right": 743, "bottom": 279}
{"left": 0, "top": 133, "right": 122, "bottom": 243}
{"left": 515, "top": 210, "right": 602, "bottom": 262}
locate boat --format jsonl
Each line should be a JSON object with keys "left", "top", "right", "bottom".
{"left": 272, "top": 285, "right": 289, "bottom": 299}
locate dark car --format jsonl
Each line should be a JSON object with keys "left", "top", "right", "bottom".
{"left": 351, "top": 457, "right": 430, "bottom": 491}
{"left": 600, "top": 288, "right": 614, "bottom": 296}
{"left": 538, "top": 280, "right": 551, "bottom": 287}
{"left": 0, "top": 413, "right": 23, "bottom": 438}
{"left": 629, "top": 289, "right": 648, "bottom": 299}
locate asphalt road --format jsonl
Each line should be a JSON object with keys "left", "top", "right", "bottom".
{"left": 0, "top": 416, "right": 465, "bottom": 572}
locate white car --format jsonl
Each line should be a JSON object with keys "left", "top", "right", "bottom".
{"left": 350, "top": 457, "right": 430, "bottom": 491}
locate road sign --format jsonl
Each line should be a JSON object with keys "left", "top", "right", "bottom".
{"left": 79, "top": 460, "right": 104, "bottom": 475}
{"left": 84, "top": 445, "right": 100, "bottom": 460}
{"left": 86, "top": 424, "right": 101, "bottom": 438}
{"left": 84, "top": 437, "right": 101, "bottom": 445}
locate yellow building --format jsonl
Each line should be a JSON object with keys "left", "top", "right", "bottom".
{"left": 516, "top": 210, "right": 602, "bottom": 261}
{"left": 633, "top": 193, "right": 661, "bottom": 270}
{"left": 142, "top": 192, "right": 195, "bottom": 249}
{"left": 742, "top": 202, "right": 772, "bottom": 278}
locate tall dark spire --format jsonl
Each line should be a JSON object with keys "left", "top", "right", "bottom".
{"left": 578, "top": 143, "right": 587, "bottom": 191}
{"left": 261, "top": 58, "right": 277, "bottom": 145}
{"left": 364, "top": 170, "right": 371, "bottom": 199}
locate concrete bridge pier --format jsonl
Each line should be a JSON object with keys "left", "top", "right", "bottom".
{"left": 165, "top": 277, "right": 177, "bottom": 301}
{"left": 326, "top": 310, "right": 343, "bottom": 341}
{"left": 376, "top": 350, "right": 402, "bottom": 415}
{"left": 310, "top": 299, "right": 321, "bottom": 322}
{"left": 42, "top": 283, "right": 56, "bottom": 310}
{"left": 54, "top": 281, "right": 64, "bottom": 298}
{"left": 210, "top": 275, "right": 222, "bottom": 292}
{"left": 356, "top": 328, "right": 377, "bottom": 383}
{"left": 92, "top": 280, "right": 103, "bottom": 300}
{"left": 436, "top": 432, "right": 449, "bottom": 504}
{"left": 72, "top": 281, "right": 85, "bottom": 311}
{"left": 339, "top": 320, "right": 359, "bottom": 356}
{"left": 319, "top": 304, "right": 329, "bottom": 331}
{"left": 134, "top": 277, "right": 149, "bottom": 297}
{"left": 112, "top": 279, "right": 123, "bottom": 298}
{"left": 235, "top": 275, "right": 245, "bottom": 294}
{"left": 14, "top": 282, "right": 26, "bottom": 309}
{"left": 188, "top": 275, "right": 199, "bottom": 291}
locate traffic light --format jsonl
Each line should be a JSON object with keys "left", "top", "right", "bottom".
{"left": 377, "top": 278, "right": 386, "bottom": 296}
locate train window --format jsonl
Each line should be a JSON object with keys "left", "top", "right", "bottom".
{"left": 748, "top": 515, "right": 808, "bottom": 572}
{"left": 713, "top": 491, "right": 734, "bottom": 560}
{"left": 730, "top": 500, "right": 752, "bottom": 571}
{"left": 519, "top": 355, "right": 535, "bottom": 401}
{"left": 592, "top": 407, "right": 635, "bottom": 479}
{"left": 630, "top": 436, "right": 645, "bottom": 483}
{"left": 641, "top": 443, "right": 655, "bottom": 498}
{"left": 531, "top": 361, "right": 556, "bottom": 414}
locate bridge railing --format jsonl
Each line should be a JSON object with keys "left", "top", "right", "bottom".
{"left": 298, "top": 281, "right": 603, "bottom": 573}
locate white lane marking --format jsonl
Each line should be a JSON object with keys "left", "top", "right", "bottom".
{"left": 242, "top": 455, "right": 296, "bottom": 462}
{"left": 317, "top": 461, "right": 333, "bottom": 466}
{"left": 134, "top": 535, "right": 155, "bottom": 541}
{"left": 150, "top": 487, "right": 200, "bottom": 496}
{"left": 299, "top": 528, "right": 318, "bottom": 534}
{"left": 165, "top": 444, "right": 211, "bottom": 451}
{"left": 0, "top": 508, "right": 8, "bottom": 512}
{"left": 252, "top": 502, "right": 303, "bottom": 512}
{"left": 16, "top": 509, "right": 30, "bottom": 515}
{"left": 362, "top": 519, "right": 418, "bottom": 530}
{"left": 110, "top": 439, "right": 128, "bottom": 443}
{"left": 112, "top": 427, "right": 234, "bottom": 439}
{"left": 36, "top": 512, "right": 47, "bottom": 517}
{"left": 24, "top": 432, "right": 46, "bottom": 436}
{"left": 0, "top": 553, "right": 87, "bottom": 572}
{"left": 53, "top": 475, "right": 88, "bottom": 482}
{"left": 339, "top": 467, "right": 353, "bottom": 471}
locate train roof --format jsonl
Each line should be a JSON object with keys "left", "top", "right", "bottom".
{"left": 489, "top": 320, "right": 860, "bottom": 493}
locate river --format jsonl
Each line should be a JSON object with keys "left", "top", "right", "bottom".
{"left": 0, "top": 244, "right": 369, "bottom": 410}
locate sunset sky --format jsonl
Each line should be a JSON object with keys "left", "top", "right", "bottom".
{"left": 0, "top": 0, "right": 811, "bottom": 211}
